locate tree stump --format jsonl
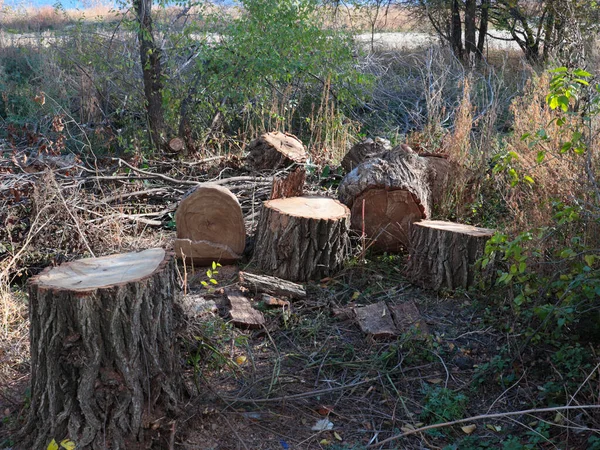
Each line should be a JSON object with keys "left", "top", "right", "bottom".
{"left": 338, "top": 146, "right": 455, "bottom": 251}
{"left": 175, "top": 184, "right": 245, "bottom": 265}
{"left": 406, "top": 220, "right": 495, "bottom": 291}
{"left": 340, "top": 137, "right": 391, "bottom": 173}
{"left": 270, "top": 167, "right": 306, "bottom": 200}
{"left": 253, "top": 196, "right": 350, "bottom": 281}
{"left": 246, "top": 131, "right": 308, "bottom": 171}
{"left": 23, "top": 248, "right": 182, "bottom": 450}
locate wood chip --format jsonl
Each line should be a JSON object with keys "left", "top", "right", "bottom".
{"left": 354, "top": 302, "right": 396, "bottom": 338}
{"left": 225, "top": 289, "right": 265, "bottom": 329}
{"left": 389, "top": 301, "right": 429, "bottom": 336}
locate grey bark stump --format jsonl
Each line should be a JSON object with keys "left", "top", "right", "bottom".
{"left": 22, "top": 248, "right": 182, "bottom": 450}
{"left": 246, "top": 131, "right": 308, "bottom": 171}
{"left": 406, "top": 220, "right": 495, "bottom": 291}
{"left": 253, "top": 196, "right": 350, "bottom": 281}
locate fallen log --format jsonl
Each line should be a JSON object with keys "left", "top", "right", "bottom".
{"left": 246, "top": 131, "right": 307, "bottom": 171}
{"left": 23, "top": 248, "right": 182, "bottom": 450}
{"left": 406, "top": 220, "right": 495, "bottom": 291}
{"left": 239, "top": 271, "right": 306, "bottom": 300}
{"left": 174, "top": 184, "right": 245, "bottom": 265}
{"left": 338, "top": 146, "right": 455, "bottom": 251}
{"left": 340, "top": 137, "right": 391, "bottom": 173}
{"left": 253, "top": 196, "right": 350, "bottom": 281}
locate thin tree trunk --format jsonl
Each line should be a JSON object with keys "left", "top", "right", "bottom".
{"left": 476, "top": 0, "right": 489, "bottom": 60}
{"left": 451, "top": 0, "right": 464, "bottom": 60}
{"left": 134, "top": 0, "right": 167, "bottom": 152}
{"left": 464, "top": 0, "right": 477, "bottom": 63}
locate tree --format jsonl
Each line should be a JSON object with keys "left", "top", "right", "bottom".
{"left": 133, "top": 0, "right": 167, "bottom": 151}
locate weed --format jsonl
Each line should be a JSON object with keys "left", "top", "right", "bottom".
{"left": 420, "top": 385, "right": 468, "bottom": 425}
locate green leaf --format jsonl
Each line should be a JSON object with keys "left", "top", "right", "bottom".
{"left": 60, "top": 439, "right": 76, "bottom": 450}
{"left": 524, "top": 175, "right": 535, "bottom": 185}
{"left": 201, "top": 281, "right": 208, "bottom": 287}
{"left": 573, "top": 69, "right": 591, "bottom": 77}
{"left": 209, "top": 278, "right": 218, "bottom": 285}
{"left": 212, "top": 261, "right": 217, "bottom": 270}
{"left": 48, "top": 440, "right": 59, "bottom": 450}
{"left": 549, "top": 96, "right": 559, "bottom": 109}
{"left": 536, "top": 151, "right": 546, "bottom": 163}
{"left": 584, "top": 255, "right": 595, "bottom": 267}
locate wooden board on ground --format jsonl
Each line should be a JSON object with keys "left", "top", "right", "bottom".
{"left": 389, "top": 301, "right": 429, "bottom": 336}
{"left": 24, "top": 248, "right": 182, "bottom": 449}
{"left": 225, "top": 289, "right": 265, "bottom": 329}
{"left": 175, "top": 184, "right": 245, "bottom": 265}
{"left": 239, "top": 271, "right": 306, "bottom": 299}
{"left": 354, "top": 302, "right": 397, "bottom": 339}
{"left": 253, "top": 196, "right": 350, "bottom": 281}
{"left": 246, "top": 131, "right": 308, "bottom": 171}
{"left": 406, "top": 220, "right": 495, "bottom": 291}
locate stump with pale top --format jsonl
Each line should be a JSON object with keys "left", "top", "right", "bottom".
{"left": 253, "top": 196, "right": 350, "bottom": 281}
{"left": 23, "top": 248, "right": 182, "bottom": 450}
{"left": 406, "top": 220, "right": 495, "bottom": 291}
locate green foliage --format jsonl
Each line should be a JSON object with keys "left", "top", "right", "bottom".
{"left": 420, "top": 386, "right": 468, "bottom": 425}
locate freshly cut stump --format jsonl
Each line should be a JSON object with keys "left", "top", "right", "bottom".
{"left": 338, "top": 146, "right": 456, "bottom": 251}
{"left": 406, "top": 220, "right": 495, "bottom": 291}
{"left": 175, "top": 184, "right": 245, "bottom": 265}
{"left": 246, "top": 131, "right": 307, "bottom": 171}
{"left": 270, "top": 167, "right": 306, "bottom": 199}
{"left": 254, "top": 196, "right": 350, "bottom": 281}
{"left": 23, "top": 249, "right": 182, "bottom": 450}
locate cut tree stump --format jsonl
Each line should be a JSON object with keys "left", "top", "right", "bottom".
{"left": 239, "top": 271, "right": 306, "bottom": 300}
{"left": 354, "top": 302, "right": 396, "bottom": 339}
{"left": 270, "top": 167, "right": 306, "bottom": 199}
{"left": 338, "top": 146, "right": 455, "bottom": 251}
{"left": 246, "top": 131, "right": 308, "bottom": 171}
{"left": 175, "top": 184, "right": 245, "bottom": 265}
{"left": 23, "top": 248, "right": 182, "bottom": 450}
{"left": 406, "top": 220, "right": 495, "bottom": 291}
{"left": 253, "top": 196, "right": 350, "bottom": 281}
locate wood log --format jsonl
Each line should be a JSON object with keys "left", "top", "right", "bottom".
{"left": 253, "top": 196, "right": 350, "bottom": 281}
{"left": 246, "top": 131, "right": 307, "bottom": 171}
{"left": 340, "top": 137, "right": 391, "bottom": 172}
{"left": 22, "top": 249, "right": 182, "bottom": 450}
{"left": 168, "top": 136, "right": 185, "bottom": 153}
{"left": 239, "top": 271, "right": 306, "bottom": 300}
{"left": 175, "top": 184, "right": 245, "bottom": 265}
{"left": 406, "top": 220, "right": 495, "bottom": 291}
{"left": 338, "top": 146, "right": 455, "bottom": 251}
{"left": 270, "top": 167, "right": 306, "bottom": 199}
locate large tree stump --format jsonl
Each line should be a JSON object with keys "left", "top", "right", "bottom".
{"left": 406, "top": 220, "right": 495, "bottom": 291}
{"left": 175, "top": 184, "right": 245, "bottom": 265}
{"left": 338, "top": 146, "right": 455, "bottom": 251}
{"left": 253, "top": 196, "right": 350, "bottom": 281}
{"left": 246, "top": 131, "right": 308, "bottom": 171}
{"left": 22, "top": 248, "right": 182, "bottom": 450}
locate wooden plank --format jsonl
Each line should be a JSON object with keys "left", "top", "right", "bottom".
{"left": 354, "top": 302, "right": 396, "bottom": 338}
{"left": 225, "top": 289, "right": 265, "bottom": 329}
{"left": 389, "top": 301, "right": 429, "bottom": 336}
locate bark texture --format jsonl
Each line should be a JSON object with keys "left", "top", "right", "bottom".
{"left": 246, "top": 132, "right": 307, "bottom": 171}
{"left": 338, "top": 147, "right": 456, "bottom": 251}
{"left": 406, "top": 220, "right": 494, "bottom": 291}
{"left": 22, "top": 249, "right": 182, "bottom": 450}
{"left": 270, "top": 167, "right": 306, "bottom": 200}
{"left": 239, "top": 271, "right": 306, "bottom": 300}
{"left": 253, "top": 196, "right": 350, "bottom": 281}
{"left": 340, "top": 137, "right": 391, "bottom": 173}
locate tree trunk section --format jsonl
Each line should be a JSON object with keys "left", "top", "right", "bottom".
{"left": 175, "top": 185, "right": 245, "bottom": 265}
{"left": 477, "top": 0, "right": 490, "bottom": 59}
{"left": 21, "top": 248, "right": 182, "bottom": 450}
{"left": 406, "top": 220, "right": 494, "bottom": 291}
{"left": 338, "top": 146, "right": 455, "bottom": 251}
{"left": 253, "top": 196, "right": 350, "bottom": 281}
{"left": 270, "top": 167, "right": 306, "bottom": 199}
{"left": 246, "top": 132, "right": 307, "bottom": 171}
{"left": 464, "top": 0, "right": 477, "bottom": 63}
{"left": 451, "top": 0, "right": 464, "bottom": 60}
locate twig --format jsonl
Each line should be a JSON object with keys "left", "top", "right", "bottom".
{"left": 367, "top": 405, "right": 600, "bottom": 448}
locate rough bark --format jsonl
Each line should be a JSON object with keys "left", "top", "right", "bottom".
{"left": 477, "top": 0, "right": 490, "bottom": 59}
{"left": 270, "top": 167, "right": 306, "bottom": 200}
{"left": 253, "top": 196, "right": 350, "bottom": 282}
{"left": 339, "top": 146, "right": 458, "bottom": 250}
{"left": 451, "top": 0, "right": 464, "bottom": 60}
{"left": 239, "top": 271, "right": 306, "bottom": 300}
{"left": 175, "top": 184, "right": 245, "bottom": 265}
{"left": 464, "top": 0, "right": 477, "bottom": 62}
{"left": 246, "top": 132, "right": 307, "bottom": 171}
{"left": 406, "top": 220, "right": 495, "bottom": 291}
{"left": 22, "top": 249, "right": 182, "bottom": 450}
{"left": 340, "top": 138, "right": 391, "bottom": 173}
{"left": 134, "top": 0, "right": 167, "bottom": 152}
